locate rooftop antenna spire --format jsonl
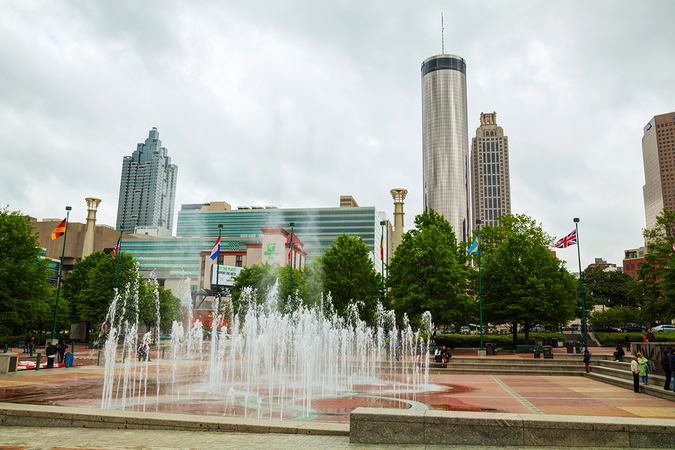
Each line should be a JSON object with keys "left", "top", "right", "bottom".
{"left": 441, "top": 13, "right": 445, "bottom": 54}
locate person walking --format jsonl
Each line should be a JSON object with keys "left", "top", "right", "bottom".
{"left": 637, "top": 352, "right": 649, "bottom": 385}
{"left": 57, "top": 340, "right": 67, "bottom": 365}
{"left": 625, "top": 334, "right": 631, "bottom": 352}
{"left": 583, "top": 349, "right": 591, "bottom": 373}
{"left": 631, "top": 355, "right": 640, "bottom": 393}
{"left": 660, "top": 350, "right": 671, "bottom": 391}
{"left": 670, "top": 348, "right": 675, "bottom": 393}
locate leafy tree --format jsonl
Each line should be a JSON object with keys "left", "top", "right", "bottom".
{"left": 387, "top": 210, "right": 475, "bottom": 329}
{"left": 583, "top": 265, "right": 636, "bottom": 308}
{"left": 137, "top": 283, "right": 182, "bottom": 331}
{"left": 0, "top": 207, "right": 52, "bottom": 335}
{"left": 480, "top": 214, "right": 578, "bottom": 344}
{"left": 230, "top": 263, "right": 307, "bottom": 314}
{"left": 315, "top": 234, "right": 380, "bottom": 325}
{"left": 633, "top": 209, "right": 675, "bottom": 322}
{"left": 589, "top": 305, "right": 640, "bottom": 327}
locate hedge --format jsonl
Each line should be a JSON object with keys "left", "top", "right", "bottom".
{"left": 434, "top": 332, "right": 566, "bottom": 348}
{"left": 594, "top": 332, "right": 675, "bottom": 347}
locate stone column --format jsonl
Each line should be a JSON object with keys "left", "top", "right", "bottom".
{"left": 82, "top": 197, "right": 101, "bottom": 259}
{"left": 390, "top": 189, "right": 408, "bottom": 253}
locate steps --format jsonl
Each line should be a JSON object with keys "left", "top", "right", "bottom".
{"left": 584, "top": 359, "right": 675, "bottom": 401}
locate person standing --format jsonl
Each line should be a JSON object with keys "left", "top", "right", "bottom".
{"left": 631, "top": 355, "right": 640, "bottom": 393}
{"left": 23, "top": 333, "right": 30, "bottom": 353}
{"left": 45, "top": 341, "right": 57, "bottom": 369}
{"left": 646, "top": 329, "right": 656, "bottom": 342}
{"left": 625, "top": 334, "right": 631, "bottom": 352}
{"left": 57, "top": 340, "right": 67, "bottom": 364}
{"left": 670, "top": 348, "right": 675, "bottom": 393}
{"left": 583, "top": 349, "right": 591, "bottom": 373}
{"left": 660, "top": 350, "right": 671, "bottom": 391}
{"left": 637, "top": 353, "right": 649, "bottom": 385}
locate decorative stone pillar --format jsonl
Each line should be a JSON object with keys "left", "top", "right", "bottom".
{"left": 82, "top": 197, "right": 101, "bottom": 259}
{"left": 390, "top": 189, "right": 408, "bottom": 253}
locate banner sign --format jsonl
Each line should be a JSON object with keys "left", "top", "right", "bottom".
{"left": 210, "top": 265, "right": 244, "bottom": 287}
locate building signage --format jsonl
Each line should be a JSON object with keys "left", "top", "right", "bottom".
{"left": 210, "top": 265, "right": 244, "bottom": 287}
{"left": 263, "top": 243, "right": 279, "bottom": 260}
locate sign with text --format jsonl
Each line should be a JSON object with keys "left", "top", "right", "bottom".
{"left": 210, "top": 265, "right": 244, "bottom": 287}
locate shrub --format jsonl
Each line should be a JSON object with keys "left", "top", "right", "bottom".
{"left": 434, "top": 332, "right": 566, "bottom": 348}
{"left": 594, "top": 332, "right": 675, "bottom": 347}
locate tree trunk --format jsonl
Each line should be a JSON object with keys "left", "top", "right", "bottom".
{"left": 512, "top": 322, "right": 518, "bottom": 345}
{"left": 524, "top": 321, "right": 530, "bottom": 345}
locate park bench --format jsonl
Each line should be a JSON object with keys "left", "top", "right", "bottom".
{"left": 515, "top": 344, "right": 540, "bottom": 353}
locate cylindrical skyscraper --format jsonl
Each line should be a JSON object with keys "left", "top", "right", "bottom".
{"left": 421, "top": 54, "right": 470, "bottom": 242}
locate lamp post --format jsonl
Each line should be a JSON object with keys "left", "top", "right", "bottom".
{"left": 574, "top": 218, "right": 588, "bottom": 350}
{"left": 215, "top": 224, "right": 223, "bottom": 295}
{"left": 476, "top": 219, "right": 483, "bottom": 353}
{"left": 380, "top": 220, "right": 386, "bottom": 305}
{"left": 52, "top": 206, "right": 71, "bottom": 339}
{"left": 289, "top": 222, "right": 295, "bottom": 301}
{"left": 114, "top": 226, "right": 124, "bottom": 291}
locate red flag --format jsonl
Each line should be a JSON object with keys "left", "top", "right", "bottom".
{"left": 51, "top": 218, "right": 66, "bottom": 240}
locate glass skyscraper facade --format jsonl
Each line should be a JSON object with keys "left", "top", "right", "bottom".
{"left": 421, "top": 54, "right": 470, "bottom": 242}
{"left": 116, "top": 127, "right": 178, "bottom": 235}
{"left": 642, "top": 111, "right": 675, "bottom": 231}
{"left": 471, "top": 112, "right": 511, "bottom": 227}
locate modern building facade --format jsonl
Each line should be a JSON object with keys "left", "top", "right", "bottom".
{"left": 642, "top": 111, "right": 675, "bottom": 231}
{"left": 421, "top": 54, "right": 470, "bottom": 242}
{"left": 470, "top": 112, "right": 512, "bottom": 227}
{"left": 116, "top": 127, "right": 178, "bottom": 235}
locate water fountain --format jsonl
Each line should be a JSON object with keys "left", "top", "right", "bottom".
{"left": 99, "top": 279, "right": 437, "bottom": 421}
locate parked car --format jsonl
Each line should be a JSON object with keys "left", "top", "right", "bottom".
{"left": 460, "top": 326, "right": 470, "bottom": 335}
{"left": 620, "top": 323, "right": 646, "bottom": 333}
{"left": 589, "top": 325, "right": 620, "bottom": 333}
{"left": 652, "top": 324, "right": 675, "bottom": 332}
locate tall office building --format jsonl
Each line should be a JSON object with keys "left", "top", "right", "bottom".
{"left": 470, "top": 112, "right": 511, "bottom": 227}
{"left": 116, "top": 127, "right": 178, "bottom": 235}
{"left": 421, "top": 54, "right": 470, "bottom": 242}
{"left": 642, "top": 111, "right": 675, "bottom": 231}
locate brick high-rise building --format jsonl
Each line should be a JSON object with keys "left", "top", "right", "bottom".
{"left": 642, "top": 111, "right": 675, "bottom": 231}
{"left": 470, "top": 112, "right": 511, "bottom": 228}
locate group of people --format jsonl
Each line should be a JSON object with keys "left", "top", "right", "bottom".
{"left": 630, "top": 349, "right": 675, "bottom": 393}
{"left": 42, "top": 340, "right": 69, "bottom": 368}
{"left": 434, "top": 346, "right": 452, "bottom": 368}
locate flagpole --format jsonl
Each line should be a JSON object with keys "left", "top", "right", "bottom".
{"left": 380, "top": 220, "right": 385, "bottom": 306}
{"left": 574, "top": 218, "right": 587, "bottom": 350}
{"left": 215, "top": 224, "right": 222, "bottom": 295}
{"left": 289, "top": 222, "right": 295, "bottom": 307}
{"left": 476, "top": 219, "right": 483, "bottom": 353}
{"left": 114, "top": 226, "right": 124, "bottom": 291}
{"left": 52, "top": 206, "right": 71, "bottom": 340}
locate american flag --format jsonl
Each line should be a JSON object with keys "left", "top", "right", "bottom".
{"left": 554, "top": 229, "right": 577, "bottom": 249}
{"left": 112, "top": 237, "right": 121, "bottom": 259}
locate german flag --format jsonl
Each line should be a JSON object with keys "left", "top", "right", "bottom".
{"left": 51, "top": 218, "right": 66, "bottom": 240}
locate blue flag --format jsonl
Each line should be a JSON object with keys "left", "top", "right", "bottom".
{"left": 467, "top": 233, "right": 480, "bottom": 255}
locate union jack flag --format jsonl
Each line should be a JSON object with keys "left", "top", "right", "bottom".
{"left": 554, "top": 229, "right": 577, "bottom": 249}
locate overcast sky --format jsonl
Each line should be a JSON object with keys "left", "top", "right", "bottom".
{"left": 2, "top": 1, "right": 675, "bottom": 271}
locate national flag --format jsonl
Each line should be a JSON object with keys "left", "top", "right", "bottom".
{"left": 467, "top": 233, "right": 480, "bottom": 255}
{"left": 380, "top": 233, "right": 384, "bottom": 260}
{"left": 210, "top": 236, "right": 220, "bottom": 260}
{"left": 112, "top": 237, "right": 121, "bottom": 259}
{"left": 672, "top": 241, "right": 675, "bottom": 252}
{"left": 288, "top": 233, "right": 294, "bottom": 260}
{"left": 50, "top": 218, "right": 66, "bottom": 240}
{"left": 554, "top": 229, "right": 577, "bottom": 249}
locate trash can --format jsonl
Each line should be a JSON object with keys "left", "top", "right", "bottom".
{"left": 543, "top": 345, "right": 553, "bottom": 359}
{"left": 545, "top": 338, "right": 552, "bottom": 346}
{"left": 575, "top": 341, "right": 582, "bottom": 353}
{"left": 493, "top": 346, "right": 498, "bottom": 356}
{"left": 485, "top": 343, "right": 493, "bottom": 356}
{"left": 534, "top": 346, "right": 541, "bottom": 359}
{"left": 567, "top": 342, "right": 574, "bottom": 353}
{"left": 552, "top": 338, "right": 559, "bottom": 348}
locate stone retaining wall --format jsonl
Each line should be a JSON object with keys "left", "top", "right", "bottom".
{"left": 350, "top": 407, "right": 675, "bottom": 448}
{"left": 0, "top": 403, "right": 348, "bottom": 436}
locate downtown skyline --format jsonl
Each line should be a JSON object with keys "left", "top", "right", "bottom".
{"left": 2, "top": 1, "right": 675, "bottom": 271}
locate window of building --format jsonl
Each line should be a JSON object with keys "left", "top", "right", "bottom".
{"left": 236, "top": 255, "right": 243, "bottom": 267}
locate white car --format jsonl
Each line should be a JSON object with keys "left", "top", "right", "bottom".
{"left": 652, "top": 324, "right": 675, "bottom": 332}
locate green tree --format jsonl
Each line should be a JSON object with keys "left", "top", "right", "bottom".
{"left": 0, "top": 207, "right": 52, "bottom": 335}
{"left": 589, "top": 305, "right": 640, "bottom": 327}
{"left": 633, "top": 209, "right": 675, "bottom": 322}
{"left": 137, "top": 283, "right": 182, "bottom": 331}
{"left": 230, "top": 263, "right": 306, "bottom": 314}
{"left": 583, "top": 265, "right": 636, "bottom": 308}
{"left": 315, "top": 234, "right": 380, "bottom": 325}
{"left": 480, "top": 214, "right": 578, "bottom": 344}
{"left": 387, "top": 210, "right": 475, "bottom": 329}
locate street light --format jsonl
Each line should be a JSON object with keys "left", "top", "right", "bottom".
{"left": 476, "top": 219, "right": 483, "bottom": 353}
{"left": 574, "top": 218, "right": 588, "bottom": 350}
{"left": 380, "top": 220, "right": 386, "bottom": 305}
{"left": 289, "top": 222, "right": 295, "bottom": 302}
{"left": 52, "top": 206, "right": 72, "bottom": 339}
